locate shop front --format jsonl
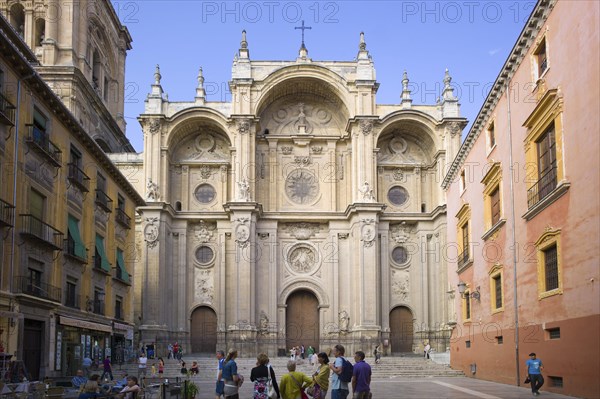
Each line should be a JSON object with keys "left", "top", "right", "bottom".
{"left": 56, "top": 316, "right": 112, "bottom": 377}
{"left": 112, "top": 322, "right": 134, "bottom": 366}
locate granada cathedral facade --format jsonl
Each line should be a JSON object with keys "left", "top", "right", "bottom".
{"left": 112, "top": 31, "right": 467, "bottom": 356}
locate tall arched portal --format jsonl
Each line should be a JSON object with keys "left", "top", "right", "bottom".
{"left": 190, "top": 306, "right": 217, "bottom": 354}
{"left": 390, "top": 306, "right": 414, "bottom": 354}
{"left": 286, "top": 290, "right": 319, "bottom": 351}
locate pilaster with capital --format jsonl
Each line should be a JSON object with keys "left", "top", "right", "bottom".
{"left": 231, "top": 117, "right": 256, "bottom": 202}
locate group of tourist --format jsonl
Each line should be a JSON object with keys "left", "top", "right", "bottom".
{"left": 72, "top": 369, "right": 141, "bottom": 399}
{"left": 215, "top": 344, "right": 372, "bottom": 399}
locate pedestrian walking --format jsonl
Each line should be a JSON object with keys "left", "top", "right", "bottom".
{"left": 329, "top": 344, "right": 350, "bottom": 399}
{"left": 351, "top": 351, "right": 371, "bottom": 399}
{"left": 100, "top": 356, "right": 113, "bottom": 381}
{"left": 215, "top": 350, "right": 225, "bottom": 399}
{"left": 279, "top": 361, "right": 311, "bottom": 399}
{"left": 222, "top": 349, "right": 244, "bottom": 399}
{"left": 526, "top": 352, "right": 544, "bottom": 396}
{"left": 250, "top": 353, "right": 280, "bottom": 399}
{"left": 424, "top": 342, "right": 431, "bottom": 359}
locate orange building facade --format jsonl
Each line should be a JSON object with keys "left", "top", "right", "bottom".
{"left": 443, "top": 1, "right": 600, "bottom": 398}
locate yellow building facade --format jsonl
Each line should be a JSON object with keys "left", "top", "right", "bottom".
{"left": 0, "top": 14, "right": 144, "bottom": 380}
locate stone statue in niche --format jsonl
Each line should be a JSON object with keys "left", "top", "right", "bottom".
{"left": 358, "top": 181, "right": 375, "bottom": 202}
{"left": 237, "top": 179, "right": 250, "bottom": 201}
{"left": 259, "top": 311, "right": 269, "bottom": 335}
{"left": 146, "top": 178, "right": 160, "bottom": 201}
{"left": 339, "top": 310, "right": 350, "bottom": 334}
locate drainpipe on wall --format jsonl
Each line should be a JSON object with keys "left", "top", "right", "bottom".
{"left": 506, "top": 83, "right": 521, "bottom": 386}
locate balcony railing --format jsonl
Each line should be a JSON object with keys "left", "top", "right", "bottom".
{"left": 115, "top": 208, "right": 131, "bottom": 229}
{"left": 20, "top": 214, "right": 64, "bottom": 250}
{"left": 0, "top": 197, "right": 15, "bottom": 227}
{"left": 457, "top": 247, "right": 470, "bottom": 269}
{"left": 25, "top": 125, "right": 62, "bottom": 167}
{"left": 0, "top": 91, "right": 16, "bottom": 126}
{"left": 527, "top": 167, "right": 558, "bottom": 209}
{"left": 67, "top": 163, "right": 90, "bottom": 192}
{"left": 95, "top": 189, "right": 113, "bottom": 213}
{"left": 64, "top": 238, "right": 88, "bottom": 263}
{"left": 14, "top": 275, "right": 61, "bottom": 303}
{"left": 92, "top": 256, "right": 111, "bottom": 274}
{"left": 65, "top": 293, "right": 81, "bottom": 309}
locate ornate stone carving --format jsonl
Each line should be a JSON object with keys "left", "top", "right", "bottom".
{"left": 391, "top": 222, "right": 412, "bottom": 244}
{"left": 285, "top": 223, "right": 319, "bottom": 240}
{"left": 361, "top": 223, "right": 376, "bottom": 247}
{"left": 237, "top": 119, "right": 250, "bottom": 134}
{"left": 144, "top": 217, "right": 159, "bottom": 249}
{"left": 281, "top": 146, "right": 293, "bottom": 155}
{"left": 393, "top": 168, "right": 405, "bottom": 181}
{"left": 359, "top": 119, "right": 373, "bottom": 135}
{"left": 358, "top": 181, "right": 376, "bottom": 202}
{"left": 338, "top": 233, "right": 349, "bottom": 239}
{"left": 285, "top": 169, "right": 319, "bottom": 205}
{"left": 195, "top": 269, "right": 214, "bottom": 304}
{"left": 146, "top": 178, "right": 160, "bottom": 201}
{"left": 199, "top": 165, "right": 213, "bottom": 180}
{"left": 294, "top": 156, "right": 312, "bottom": 166}
{"left": 287, "top": 244, "right": 318, "bottom": 273}
{"left": 392, "top": 270, "right": 410, "bottom": 302}
{"left": 148, "top": 119, "right": 160, "bottom": 135}
{"left": 271, "top": 103, "right": 332, "bottom": 135}
{"left": 237, "top": 179, "right": 251, "bottom": 201}
{"left": 193, "top": 220, "right": 215, "bottom": 243}
{"left": 447, "top": 121, "right": 461, "bottom": 136}
{"left": 310, "top": 146, "right": 323, "bottom": 154}
{"left": 235, "top": 217, "right": 250, "bottom": 248}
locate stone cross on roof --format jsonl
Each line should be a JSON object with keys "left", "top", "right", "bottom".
{"left": 295, "top": 20, "right": 312, "bottom": 47}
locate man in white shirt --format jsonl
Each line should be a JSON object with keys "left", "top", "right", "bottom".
{"left": 138, "top": 353, "right": 147, "bottom": 381}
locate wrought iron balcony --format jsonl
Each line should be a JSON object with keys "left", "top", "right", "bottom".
{"left": 527, "top": 167, "right": 558, "bottom": 208}
{"left": 92, "top": 256, "right": 111, "bottom": 275}
{"left": 64, "top": 238, "right": 88, "bottom": 263}
{"left": 115, "top": 208, "right": 131, "bottom": 229}
{"left": 95, "top": 189, "right": 113, "bottom": 213}
{"left": 0, "top": 197, "right": 15, "bottom": 227}
{"left": 0, "top": 91, "right": 16, "bottom": 126}
{"left": 65, "top": 293, "right": 81, "bottom": 309}
{"left": 25, "top": 125, "right": 62, "bottom": 167}
{"left": 19, "top": 214, "right": 64, "bottom": 250}
{"left": 14, "top": 275, "right": 61, "bottom": 303}
{"left": 67, "top": 163, "right": 90, "bottom": 192}
{"left": 457, "top": 247, "right": 470, "bottom": 269}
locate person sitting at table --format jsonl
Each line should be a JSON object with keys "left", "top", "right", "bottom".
{"left": 72, "top": 370, "right": 88, "bottom": 389}
{"left": 78, "top": 374, "right": 101, "bottom": 399}
{"left": 117, "top": 376, "right": 141, "bottom": 399}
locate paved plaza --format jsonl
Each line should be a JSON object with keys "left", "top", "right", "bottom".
{"left": 186, "top": 376, "right": 577, "bottom": 399}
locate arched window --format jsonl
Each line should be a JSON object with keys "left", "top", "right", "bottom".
{"left": 9, "top": 4, "right": 25, "bottom": 37}
{"left": 92, "top": 49, "right": 102, "bottom": 91}
{"left": 35, "top": 18, "right": 45, "bottom": 46}
{"left": 95, "top": 138, "right": 112, "bottom": 153}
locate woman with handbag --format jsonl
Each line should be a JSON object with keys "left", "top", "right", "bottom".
{"left": 308, "top": 352, "right": 330, "bottom": 399}
{"left": 222, "top": 349, "right": 244, "bottom": 399}
{"left": 250, "top": 353, "right": 280, "bottom": 399}
{"left": 279, "top": 361, "right": 312, "bottom": 399}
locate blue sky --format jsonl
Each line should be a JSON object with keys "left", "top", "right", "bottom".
{"left": 113, "top": 1, "right": 536, "bottom": 152}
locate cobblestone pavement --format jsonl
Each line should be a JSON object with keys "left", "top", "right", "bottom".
{"left": 186, "top": 376, "right": 577, "bottom": 399}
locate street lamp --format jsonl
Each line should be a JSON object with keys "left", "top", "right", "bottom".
{"left": 457, "top": 281, "right": 480, "bottom": 301}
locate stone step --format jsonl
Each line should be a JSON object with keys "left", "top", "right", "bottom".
{"left": 109, "top": 355, "right": 464, "bottom": 380}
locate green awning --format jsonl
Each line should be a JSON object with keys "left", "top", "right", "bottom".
{"left": 116, "top": 249, "right": 129, "bottom": 283}
{"left": 95, "top": 235, "right": 111, "bottom": 272}
{"left": 68, "top": 215, "right": 87, "bottom": 260}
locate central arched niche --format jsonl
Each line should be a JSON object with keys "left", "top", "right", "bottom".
{"left": 167, "top": 120, "right": 231, "bottom": 211}
{"left": 376, "top": 120, "right": 436, "bottom": 166}
{"left": 257, "top": 77, "right": 350, "bottom": 137}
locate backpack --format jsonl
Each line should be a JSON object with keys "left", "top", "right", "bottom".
{"left": 339, "top": 357, "right": 354, "bottom": 383}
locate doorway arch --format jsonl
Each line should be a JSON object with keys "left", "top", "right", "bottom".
{"left": 389, "top": 306, "right": 414, "bottom": 354}
{"left": 190, "top": 306, "right": 217, "bottom": 354}
{"left": 286, "top": 290, "right": 319, "bottom": 352}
